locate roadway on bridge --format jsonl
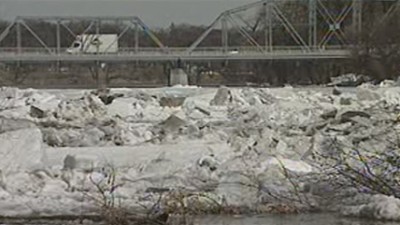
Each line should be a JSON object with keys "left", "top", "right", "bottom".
{"left": 0, "top": 48, "right": 350, "bottom": 62}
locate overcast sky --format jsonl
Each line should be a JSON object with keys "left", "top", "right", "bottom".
{"left": 0, "top": 0, "right": 255, "bottom": 28}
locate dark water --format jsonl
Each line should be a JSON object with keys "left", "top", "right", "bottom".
{"left": 193, "top": 214, "right": 399, "bottom": 225}
{"left": 1, "top": 214, "right": 399, "bottom": 225}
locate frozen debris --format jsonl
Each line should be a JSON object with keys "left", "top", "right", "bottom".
{"left": 339, "top": 97, "right": 352, "bottom": 105}
{"left": 320, "top": 108, "right": 338, "bottom": 120}
{"left": 159, "top": 96, "right": 186, "bottom": 107}
{"left": 328, "top": 74, "right": 371, "bottom": 87}
{"left": 135, "top": 91, "right": 155, "bottom": 102}
{"left": 0, "top": 117, "right": 36, "bottom": 133}
{"left": 210, "top": 86, "right": 232, "bottom": 106}
{"left": 42, "top": 126, "right": 107, "bottom": 147}
{"left": 332, "top": 86, "right": 342, "bottom": 96}
{"left": 379, "top": 79, "right": 396, "bottom": 88}
{"left": 91, "top": 88, "right": 124, "bottom": 105}
{"left": 240, "top": 88, "right": 276, "bottom": 105}
{"left": 215, "top": 171, "right": 259, "bottom": 207}
{"left": 0, "top": 87, "right": 19, "bottom": 99}
{"left": 4, "top": 86, "right": 400, "bottom": 216}
{"left": 0, "top": 128, "right": 44, "bottom": 175}
{"left": 0, "top": 87, "right": 20, "bottom": 109}
{"left": 29, "top": 105, "right": 45, "bottom": 118}
{"left": 63, "top": 155, "right": 76, "bottom": 170}
{"left": 259, "top": 158, "right": 313, "bottom": 174}
{"left": 159, "top": 114, "right": 186, "bottom": 133}
{"left": 62, "top": 155, "right": 99, "bottom": 172}
{"left": 337, "top": 110, "right": 371, "bottom": 123}
{"left": 194, "top": 106, "right": 211, "bottom": 116}
{"left": 356, "top": 88, "right": 381, "bottom": 102}
{"left": 53, "top": 94, "right": 106, "bottom": 123}
{"left": 0, "top": 91, "right": 21, "bottom": 111}
{"left": 342, "top": 195, "right": 400, "bottom": 221}
{"left": 106, "top": 98, "right": 134, "bottom": 118}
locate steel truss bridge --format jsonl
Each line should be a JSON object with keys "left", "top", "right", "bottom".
{"left": 0, "top": 0, "right": 398, "bottom": 62}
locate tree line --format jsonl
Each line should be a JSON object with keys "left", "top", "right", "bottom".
{"left": 0, "top": 0, "right": 398, "bottom": 84}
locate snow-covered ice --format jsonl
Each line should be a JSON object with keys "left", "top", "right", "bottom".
{"left": 0, "top": 85, "right": 399, "bottom": 220}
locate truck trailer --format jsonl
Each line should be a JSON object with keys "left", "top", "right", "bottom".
{"left": 66, "top": 34, "right": 118, "bottom": 54}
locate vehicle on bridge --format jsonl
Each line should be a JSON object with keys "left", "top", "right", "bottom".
{"left": 66, "top": 34, "right": 119, "bottom": 54}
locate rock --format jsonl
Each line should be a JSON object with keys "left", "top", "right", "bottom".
{"left": 210, "top": 87, "right": 232, "bottom": 106}
{"left": 338, "top": 111, "right": 371, "bottom": 123}
{"left": 159, "top": 96, "right": 186, "bottom": 107}
{"left": 0, "top": 128, "right": 44, "bottom": 174}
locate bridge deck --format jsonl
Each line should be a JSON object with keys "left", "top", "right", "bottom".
{"left": 0, "top": 47, "right": 351, "bottom": 62}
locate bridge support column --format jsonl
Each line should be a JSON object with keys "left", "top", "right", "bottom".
{"left": 169, "top": 69, "right": 188, "bottom": 86}
{"left": 221, "top": 14, "right": 229, "bottom": 53}
{"left": 56, "top": 20, "right": 61, "bottom": 72}
{"left": 16, "top": 21, "right": 21, "bottom": 55}
{"left": 134, "top": 22, "right": 139, "bottom": 53}
{"left": 309, "top": 0, "right": 317, "bottom": 48}
{"left": 12, "top": 62, "right": 27, "bottom": 84}
{"left": 89, "top": 61, "right": 108, "bottom": 90}
{"left": 352, "top": 0, "right": 362, "bottom": 34}
{"left": 264, "top": 2, "right": 273, "bottom": 51}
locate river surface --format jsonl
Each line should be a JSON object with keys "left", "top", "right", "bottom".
{"left": 1, "top": 214, "right": 399, "bottom": 225}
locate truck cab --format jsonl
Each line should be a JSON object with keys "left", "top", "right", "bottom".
{"left": 67, "top": 41, "right": 82, "bottom": 54}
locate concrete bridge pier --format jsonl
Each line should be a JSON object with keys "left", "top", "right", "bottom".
{"left": 168, "top": 58, "right": 189, "bottom": 86}
{"left": 169, "top": 68, "right": 189, "bottom": 86}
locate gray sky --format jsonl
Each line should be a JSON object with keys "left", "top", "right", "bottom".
{"left": 0, "top": 0, "right": 255, "bottom": 28}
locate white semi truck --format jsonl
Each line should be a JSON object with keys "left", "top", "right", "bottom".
{"left": 67, "top": 34, "right": 118, "bottom": 54}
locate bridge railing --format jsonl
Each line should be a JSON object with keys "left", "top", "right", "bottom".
{"left": 0, "top": 45, "right": 349, "bottom": 56}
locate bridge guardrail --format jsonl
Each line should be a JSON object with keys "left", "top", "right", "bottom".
{"left": 0, "top": 45, "right": 349, "bottom": 55}
{"left": 0, "top": 46, "right": 351, "bottom": 61}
